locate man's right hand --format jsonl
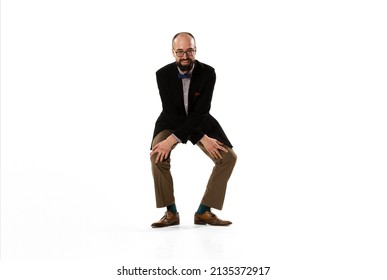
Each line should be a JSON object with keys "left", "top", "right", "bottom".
{"left": 150, "top": 135, "right": 178, "bottom": 164}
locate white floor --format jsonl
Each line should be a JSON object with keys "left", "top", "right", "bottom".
{"left": 2, "top": 170, "right": 387, "bottom": 280}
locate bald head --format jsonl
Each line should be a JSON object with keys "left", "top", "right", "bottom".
{"left": 172, "top": 32, "right": 196, "bottom": 49}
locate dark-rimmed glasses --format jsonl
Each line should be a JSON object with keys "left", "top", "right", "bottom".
{"left": 174, "top": 48, "right": 196, "bottom": 57}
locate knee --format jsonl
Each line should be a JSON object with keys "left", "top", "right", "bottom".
{"left": 230, "top": 149, "right": 237, "bottom": 165}
{"left": 223, "top": 148, "right": 237, "bottom": 166}
{"left": 150, "top": 153, "right": 170, "bottom": 167}
{"left": 150, "top": 153, "right": 160, "bottom": 166}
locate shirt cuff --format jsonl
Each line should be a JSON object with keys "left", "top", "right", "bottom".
{"left": 172, "top": 134, "right": 182, "bottom": 143}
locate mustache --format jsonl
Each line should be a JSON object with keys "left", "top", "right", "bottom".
{"left": 176, "top": 58, "right": 194, "bottom": 71}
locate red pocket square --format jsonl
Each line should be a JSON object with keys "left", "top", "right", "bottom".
{"left": 194, "top": 92, "right": 201, "bottom": 97}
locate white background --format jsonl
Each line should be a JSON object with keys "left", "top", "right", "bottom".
{"left": 1, "top": 0, "right": 387, "bottom": 279}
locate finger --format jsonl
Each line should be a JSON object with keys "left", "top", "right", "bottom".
{"left": 150, "top": 148, "right": 158, "bottom": 158}
{"left": 156, "top": 152, "right": 164, "bottom": 164}
{"left": 153, "top": 149, "right": 161, "bottom": 163}
{"left": 208, "top": 149, "right": 215, "bottom": 159}
{"left": 216, "top": 140, "right": 224, "bottom": 146}
{"left": 152, "top": 143, "right": 160, "bottom": 150}
{"left": 212, "top": 150, "right": 220, "bottom": 159}
{"left": 213, "top": 144, "right": 227, "bottom": 154}
{"left": 161, "top": 152, "right": 166, "bottom": 161}
{"left": 219, "top": 146, "right": 228, "bottom": 153}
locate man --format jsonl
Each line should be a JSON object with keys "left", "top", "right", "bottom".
{"left": 150, "top": 32, "right": 237, "bottom": 228}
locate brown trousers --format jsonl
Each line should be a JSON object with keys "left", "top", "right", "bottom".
{"left": 150, "top": 130, "right": 237, "bottom": 210}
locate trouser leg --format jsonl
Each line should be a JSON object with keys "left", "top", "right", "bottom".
{"left": 150, "top": 130, "right": 176, "bottom": 208}
{"left": 197, "top": 143, "right": 237, "bottom": 210}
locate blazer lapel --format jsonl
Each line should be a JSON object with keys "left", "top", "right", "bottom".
{"left": 188, "top": 61, "right": 201, "bottom": 104}
{"left": 170, "top": 66, "right": 185, "bottom": 110}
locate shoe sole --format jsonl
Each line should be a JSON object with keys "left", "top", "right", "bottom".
{"left": 194, "top": 220, "right": 232, "bottom": 226}
{"left": 151, "top": 221, "right": 180, "bottom": 228}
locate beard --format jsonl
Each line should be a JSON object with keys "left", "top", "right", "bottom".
{"left": 176, "top": 58, "right": 194, "bottom": 72}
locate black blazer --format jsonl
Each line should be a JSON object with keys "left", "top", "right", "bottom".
{"left": 152, "top": 60, "right": 232, "bottom": 148}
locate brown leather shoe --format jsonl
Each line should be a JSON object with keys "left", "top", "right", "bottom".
{"left": 151, "top": 211, "right": 180, "bottom": 228}
{"left": 194, "top": 211, "right": 232, "bottom": 226}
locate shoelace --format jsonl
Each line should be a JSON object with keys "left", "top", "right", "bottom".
{"left": 163, "top": 212, "right": 174, "bottom": 221}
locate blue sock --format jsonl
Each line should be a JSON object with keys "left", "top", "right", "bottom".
{"left": 167, "top": 204, "right": 177, "bottom": 213}
{"left": 196, "top": 204, "right": 210, "bottom": 214}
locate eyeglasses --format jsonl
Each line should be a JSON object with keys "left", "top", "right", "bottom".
{"left": 174, "top": 48, "right": 196, "bottom": 57}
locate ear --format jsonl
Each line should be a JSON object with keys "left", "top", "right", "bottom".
{"left": 171, "top": 49, "right": 176, "bottom": 57}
